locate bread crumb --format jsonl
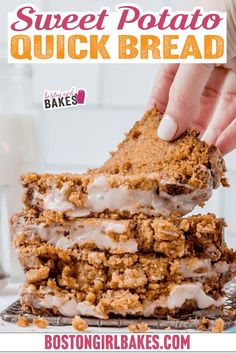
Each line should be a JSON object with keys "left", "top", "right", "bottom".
{"left": 33, "top": 318, "right": 48, "bottom": 329}
{"left": 128, "top": 322, "right": 149, "bottom": 333}
{"left": 72, "top": 316, "right": 88, "bottom": 331}
{"left": 212, "top": 318, "right": 224, "bottom": 333}
{"left": 16, "top": 316, "right": 30, "bottom": 327}
{"left": 197, "top": 317, "right": 210, "bottom": 331}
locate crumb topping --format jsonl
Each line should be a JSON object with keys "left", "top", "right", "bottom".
{"left": 128, "top": 322, "right": 149, "bottom": 332}
{"left": 33, "top": 318, "right": 48, "bottom": 329}
{"left": 197, "top": 317, "right": 211, "bottom": 331}
{"left": 212, "top": 318, "right": 224, "bottom": 333}
{"left": 16, "top": 316, "right": 30, "bottom": 327}
{"left": 72, "top": 316, "right": 88, "bottom": 331}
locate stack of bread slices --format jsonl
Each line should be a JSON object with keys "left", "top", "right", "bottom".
{"left": 11, "top": 108, "right": 236, "bottom": 320}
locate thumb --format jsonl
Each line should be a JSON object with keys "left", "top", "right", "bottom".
{"left": 157, "top": 64, "right": 214, "bottom": 141}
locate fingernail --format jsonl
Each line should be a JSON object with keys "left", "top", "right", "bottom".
{"left": 146, "top": 99, "right": 154, "bottom": 111}
{"left": 157, "top": 115, "right": 177, "bottom": 141}
{"left": 202, "top": 128, "right": 218, "bottom": 146}
{"left": 202, "top": 131, "right": 211, "bottom": 144}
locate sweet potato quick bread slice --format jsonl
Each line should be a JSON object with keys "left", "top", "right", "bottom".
{"left": 21, "top": 108, "right": 228, "bottom": 219}
{"left": 16, "top": 224, "right": 236, "bottom": 320}
{"left": 96, "top": 107, "right": 227, "bottom": 189}
{"left": 11, "top": 212, "right": 226, "bottom": 260}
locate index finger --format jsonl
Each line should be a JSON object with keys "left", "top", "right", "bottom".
{"left": 147, "top": 64, "right": 179, "bottom": 112}
{"left": 158, "top": 64, "right": 214, "bottom": 141}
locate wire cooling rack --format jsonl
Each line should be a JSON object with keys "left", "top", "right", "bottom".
{"left": 1, "top": 280, "right": 236, "bottom": 330}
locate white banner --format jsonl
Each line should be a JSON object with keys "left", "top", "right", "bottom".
{"left": 0, "top": 332, "right": 236, "bottom": 351}
{"left": 8, "top": 3, "right": 227, "bottom": 63}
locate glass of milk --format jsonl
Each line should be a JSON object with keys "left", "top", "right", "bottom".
{"left": 0, "top": 186, "right": 11, "bottom": 289}
{"left": 0, "top": 62, "right": 40, "bottom": 213}
{"left": 0, "top": 60, "right": 40, "bottom": 282}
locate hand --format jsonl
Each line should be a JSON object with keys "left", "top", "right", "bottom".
{"left": 148, "top": 0, "right": 236, "bottom": 155}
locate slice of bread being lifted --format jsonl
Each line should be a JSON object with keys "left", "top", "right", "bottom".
{"left": 21, "top": 108, "right": 228, "bottom": 219}
{"left": 96, "top": 107, "right": 228, "bottom": 189}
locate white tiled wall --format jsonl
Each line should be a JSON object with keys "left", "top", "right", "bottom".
{"left": 33, "top": 64, "right": 100, "bottom": 106}
{"left": 1, "top": 0, "right": 236, "bottom": 282}
{"left": 41, "top": 107, "right": 140, "bottom": 170}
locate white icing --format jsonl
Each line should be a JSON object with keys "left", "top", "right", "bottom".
{"left": 33, "top": 292, "right": 140, "bottom": 318}
{"left": 42, "top": 294, "right": 64, "bottom": 308}
{"left": 143, "top": 283, "right": 225, "bottom": 316}
{"left": 43, "top": 185, "right": 72, "bottom": 211}
{"left": 76, "top": 301, "right": 104, "bottom": 318}
{"left": 26, "top": 220, "right": 137, "bottom": 253}
{"left": 21, "top": 282, "right": 225, "bottom": 319}
{"left": 33, "top": 293, "right": 104, "bottom": 319}
{"left": 83, "top": 176, "right": 211, "bottom": 216}
{"left": 166, "top": 283, "right": 224, "bottom": 309}
{"left": 39, "top": 175, "right": 212, "bottom": 217}
{"left": 104, "top": 222, "right": 126, "bottom": 234}
{"left": 59, "top": 299, "right": 78, "bottom": 317}
{"left": 213, "top": 261, "right": 230, "bottom": 274}
{"left": 179, "top": 259, "right": 230, "bottom": 279}
{"left": 178, "top": 259, "right": 212, "bottom": 278}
